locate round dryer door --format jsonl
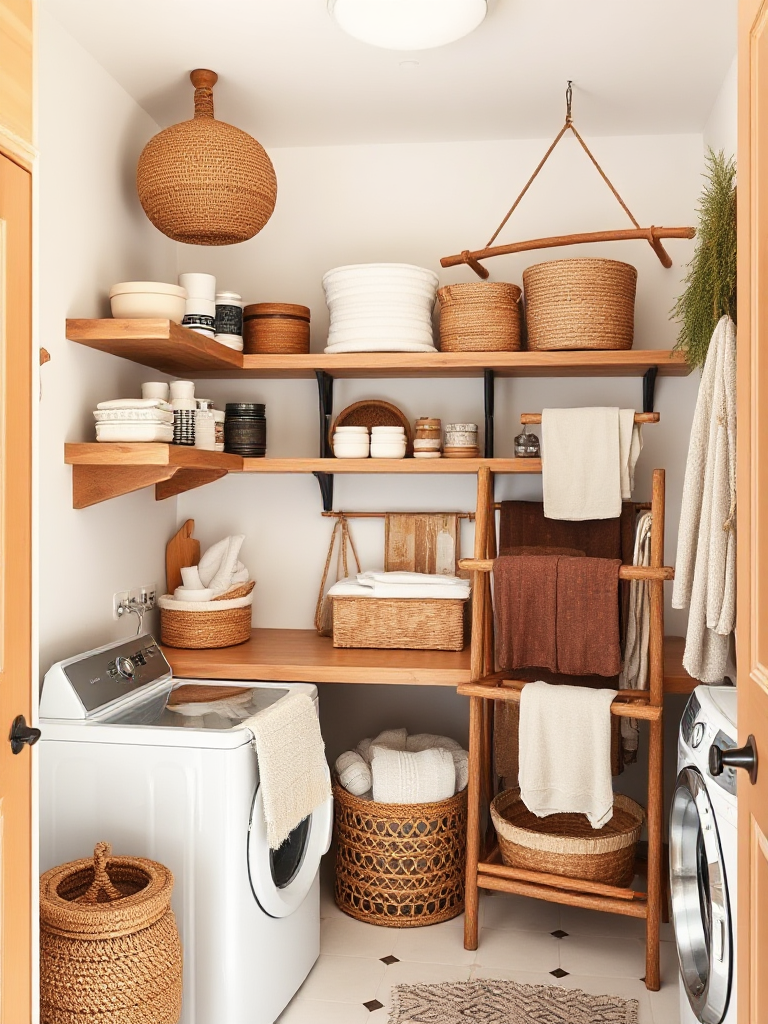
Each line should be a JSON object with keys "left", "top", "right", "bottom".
{"left": 247, "top": 772, "right": 333, "bottom": 919}
{"left": 670, "top": 767, "right": 732, "bottom": 1024}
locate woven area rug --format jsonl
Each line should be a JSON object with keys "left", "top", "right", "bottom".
{"left": 389, "top": 979, "right": 638, "bottom": 1023}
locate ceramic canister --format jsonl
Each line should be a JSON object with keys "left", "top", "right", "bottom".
{"left": 179, "top": 273, "right": 216, "bottom": 300}
{"left": 215, "top": 291, "right": 244, "bottom": 345}
{"left": 182, "top": 297, "right": 216, "bottom": 337}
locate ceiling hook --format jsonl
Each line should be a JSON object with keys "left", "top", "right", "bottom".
{"left": 565, "top": 80, "right": 573, "bottom": 124}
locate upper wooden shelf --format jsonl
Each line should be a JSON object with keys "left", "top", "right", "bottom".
{"left": 163, "top": 628, "right": 696, "bottom": 692}
{"left": 66, "top": 319, "right": 693, "bottom": 380}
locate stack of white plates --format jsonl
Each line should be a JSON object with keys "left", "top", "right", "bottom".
{"left": 94, "top": 399, "right": 174, "bottom": 443}
{"left": 323, "top": 263, "right": 439, "bottom": 353}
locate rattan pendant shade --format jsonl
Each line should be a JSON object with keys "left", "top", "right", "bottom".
{"left": 137, "top": 69, "right": 277, "bottom": 246}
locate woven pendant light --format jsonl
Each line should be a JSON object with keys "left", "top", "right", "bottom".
{"left": 137, "top": 69, "right": 277, "bottom": 246}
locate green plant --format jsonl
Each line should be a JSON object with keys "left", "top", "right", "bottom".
{"left": 671, "top": 149, "right": 737, "bottom": 368}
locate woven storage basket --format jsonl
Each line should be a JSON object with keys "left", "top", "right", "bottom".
{"left": 243, "top": 303, "right": 310, "bottom": 354}
{"left": 40, "top": 842, "right": 182, "bottom": 1024}
{"left": 333, "top": 779, "right": 467, "bottom": 927}
{"left": 523, "top": 258, "right": 637, "bottom": 351}
{"left": 332, "top": 596, "right": 466, "bottom": 650}
{"left": 136, "top": 70, "right": 277, "bottom": 246}
{"left": 160, "top": 581, "right": 254, "bottom": 649}
{"left": 438, "top": 282, "right": 522, "bottom": 352}
{"left": 491, "top": 789, "right": 644, "bottom": 887}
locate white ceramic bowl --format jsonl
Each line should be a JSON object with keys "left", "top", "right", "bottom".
{"left": 110, "top": 281, "right": 187, "bottom": 323}
{"left": 333, "top": 442, "right": 370, "bottom": 459}
{"left": 333, "top": 426, "right": 370, "bottom": 434}
{"left": 370, "top": 442, "right": 407, "bottom": 459}
{"left": 371, "top": 426, "right": 405, "bottom": 435}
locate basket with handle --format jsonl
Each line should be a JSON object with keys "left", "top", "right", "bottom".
{"left": 438, "top": 281, "right": 523, "bottom": 352}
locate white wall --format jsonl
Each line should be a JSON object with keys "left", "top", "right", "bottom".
{"left": 173, "top": 132, "right": 704, "bottom": 799}
{"left": 37, "top": 11, "right": 179, "bottom": 675}
{"left": 704, "top": 54, "right": 738, "bottom": 158}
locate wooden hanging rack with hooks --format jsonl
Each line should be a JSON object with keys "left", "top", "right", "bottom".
{"left": 440, "top": 82, "right": 696, "bottom": 280}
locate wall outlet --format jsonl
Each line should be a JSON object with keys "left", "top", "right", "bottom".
{"left": 113, "top": 590, "right": 130, "bottom": 620}
{"left": 113, "top": 584, "right": 157, "bottom": 620}
{"left": 135, "top": 584, "right": 157, "bottom": 611}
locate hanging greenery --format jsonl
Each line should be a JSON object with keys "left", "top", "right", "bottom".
{"left": 671, "top": 149, "right": 737, "bottom": 368}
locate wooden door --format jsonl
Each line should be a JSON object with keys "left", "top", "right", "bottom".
{"left": 0, "top": 151, "right": 33, "bottom": 1024}
{"left": 737, "top": 2, "right": 768, "bottom": 1021}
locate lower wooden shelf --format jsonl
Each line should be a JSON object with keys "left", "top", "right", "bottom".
{"left": 163, "top": 628, "right": 697, "bottom": 692}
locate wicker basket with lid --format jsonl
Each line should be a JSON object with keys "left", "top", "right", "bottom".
{"left": 243, "top": 303, "right": 311, "bottom": 354}
{"left": 137, "top": 69, "right": 277, "bottom": 246}
{"left": 40, "top": 842, "right": 182, "bottom": 1024}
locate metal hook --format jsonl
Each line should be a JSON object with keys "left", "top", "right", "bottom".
{"left": 565, "top": 80, "right": 573, "bottom": 123}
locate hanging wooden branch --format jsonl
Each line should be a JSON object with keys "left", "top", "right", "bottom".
{"left": 440, "top": 82, "right": 696, "bottom": 280}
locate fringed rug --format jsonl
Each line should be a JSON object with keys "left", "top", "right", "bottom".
{"left": 389, "top": 979, "right": 638, "bottom": 1023}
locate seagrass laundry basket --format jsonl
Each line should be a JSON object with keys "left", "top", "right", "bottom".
{"left": 40, "top": 842, "right": 182, "bottom": 1024}
{"left": 522, "top": 258, "right": 637, "bottom": 351}
{"left": 334, "top": 780, "right": 467, "bottom": 927}
{"left": 491, "top": 789, "right": 644, "bottom": 887}
{"left": 331, "top": 595, "right": 467, "bottom": 651}
{"left": 136, "top": 69, "right": 277, "bottom": 245}
{"left": 160, "top": 581, "right": 254, "bottom": 649}
{"left": 438, "top": 281, "right": 523, "bottom": 352}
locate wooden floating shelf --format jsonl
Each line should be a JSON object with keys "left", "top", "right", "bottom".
{"left": 64, "top": 443, "right": 541, "bottom": 506}
{"left": 66, "top": 320, "right": 693, "bottom": 380}
{"left": 163, "top": 628, "right": 695, "bottom": 692}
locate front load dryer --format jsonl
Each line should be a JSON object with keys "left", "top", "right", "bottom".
{"left": 39, "top": 635, "right": 333, "bottom": 1024}
{"left": 671, "top": 685, "right": 738, "bottom": 1024}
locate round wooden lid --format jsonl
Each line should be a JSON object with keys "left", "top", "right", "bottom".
{"left": 244, "top": 302, "right": 310, "bottom": 320}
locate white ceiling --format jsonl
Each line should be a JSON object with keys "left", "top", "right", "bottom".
{"left": 42, "top": 0, "right": 737, "bottom": 148}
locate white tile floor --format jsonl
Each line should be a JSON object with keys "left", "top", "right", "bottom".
{"left": 277, "top": 869, "right": 680, "bottom": 1023}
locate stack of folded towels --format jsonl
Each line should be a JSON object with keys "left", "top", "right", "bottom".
{"left": 159, "top": 534, "right": 254, "bottom": 607}
{"left": 335, "top": 728, "right": 468, "bottom": 804}
{"left": 328, "top": 571, "right": 471, "bottom": 600}
{"left": 94, "top": 398, "right": 174, "bottom": 443}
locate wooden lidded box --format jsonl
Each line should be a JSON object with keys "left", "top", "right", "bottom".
{"left": 243, "top": 302, "right": 310, "bottom": 354}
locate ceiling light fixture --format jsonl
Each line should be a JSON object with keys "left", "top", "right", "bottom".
{"left": 328, "top": 0, "right": 487, "bottom": 51}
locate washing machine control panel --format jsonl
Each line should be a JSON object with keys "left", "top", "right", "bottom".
{"left": 63, "top": 637, "right": 170, "bottom": 715}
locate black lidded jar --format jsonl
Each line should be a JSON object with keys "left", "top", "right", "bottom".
{"left": 224, "top": 403, "right": 267, "bottom": 457}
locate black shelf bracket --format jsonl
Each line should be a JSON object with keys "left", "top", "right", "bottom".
{"left": 313, "top": 370, "right": 334, "bottom": 512}
{"left": 484, "top": 369, "right": 495, "bottom": 458}
{"left": 643, "top": 367, "right": 658, "bottom": 414}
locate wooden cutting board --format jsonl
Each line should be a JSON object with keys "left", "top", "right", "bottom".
{"left": 165, "top": 519, "right": 200, "bottom": 595}
{"left": 384, "top": 513, "right": 460, "bottom": 575}
{"left": 168, "top": 683, "right": 251, "bottom": 706}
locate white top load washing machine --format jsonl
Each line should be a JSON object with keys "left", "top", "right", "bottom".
{"left": 671, "top": 685, "right": 738, "bottom": 1024}
{"left": 39, "top": 634, "right": 333, "bottom": 1024}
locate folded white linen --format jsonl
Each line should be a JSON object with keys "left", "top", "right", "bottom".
{"left": 327, "top": 579, "right": 470, "bottom": 600}
{"left": 335, "top": 751, "right": 372, "bottom": 796}
{"left": 371, "top": 746, "right": 456, "bottom": 804}
{"left": 542, "top": 407, "right": 622, "bottom": 520}
{"left": 451, "top": 749, "right": 469, "bottom": 792}
{"left": 358, "top": 571, "right": 466, "bottom": 587}
{"left": 619, "top": 409, "right": 644, "bottom": 501}
{"left": 370, "top": 727, "right": 408, "bottom": 752}
{"left": 324, "top": 341, "right": 437, "bottom": 354}
{"left": 406, "top": 733, "right": 463, "bottom": 752}
{"left": 96, "top": 398, "right": 172, "bottom": 410}
{"left": 518, "top": 681, "right": 617, "bottom": 829}
{"left": 198, "top": 535, "right": 250, "bottom": 594}
{"left": 243, "top": 692, "right": 331, "bottom": 850}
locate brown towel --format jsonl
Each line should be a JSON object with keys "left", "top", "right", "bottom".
{"left": 493, "top": 555, "right": 558, "bottom": 672}
{"left": 556, "top": 556, "right": 622, "bottom": 676}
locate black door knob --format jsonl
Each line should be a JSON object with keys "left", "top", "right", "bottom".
{"left": 709, "top": 734, "right": 758, "bottom": 785}
{"left": 9, "top": 715, "right": 41, "bottom": 755}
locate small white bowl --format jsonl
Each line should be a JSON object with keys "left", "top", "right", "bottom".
{"left": 333, "top": 442, "right": 370, "bottom": 459}
{"left": 333, "top": 427, "right": 370, "bottom": 435}
{"left": 110, "top": 281, "right": 187, "bottom": 323}
{"left": 370, "top": 442, "right": 407, "bottom": 459}
{"left": 371, "top": 425, "right": 405, "bottom": 434}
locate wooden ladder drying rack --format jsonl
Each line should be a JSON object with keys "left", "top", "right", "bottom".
{"left": 457, "top": 465, "right": 671, "bottom": 991}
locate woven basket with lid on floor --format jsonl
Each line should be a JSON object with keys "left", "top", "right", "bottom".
{"left": 40, "top": 842, "right": 182, "bottom": 1024}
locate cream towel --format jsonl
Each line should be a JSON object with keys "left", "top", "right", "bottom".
{"left": 244, "top": 692, "right": 331, "bottom": 850}
{"left": 619, "top": 511, "right": 653, "bottom": 759}
{"left": 198, "top": 535, "right": 250, "bottom": 594}
{"left": 542, "top": 408, "right": 643, "bottom": 521}
{"left": 672, "top": 316, "right": 737, "bottom": 682}
{"left": 519, "top": 681, "right": 617, "bottom": 828}
{"left": 406, "top": 733, "right": 463, "bottom": 752}
{"left": 371, "top": 747, "right": 456, "bottom": 804}
{"left": 335, "top": 751, "right": 372, "bottom": 796}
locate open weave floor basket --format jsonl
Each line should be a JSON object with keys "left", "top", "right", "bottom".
{"left": 332, "top": 596, "right": 466, "bottom": 650}
{"left": 40, "top": 842, "right": 182, "bottom": 1024}
{"left": 523, "top": 258, "right": 637, "bottom": 351}
{"left": 333, "top": 780, "right": 467, "bottom": 927}
{"left": 160, "top": 581, "right": 254, "bottom": 649}
{"left": 491, "top": 789, "right": 644, "bottom": 887}
{"left": 438, "top": 282, "right": 522, "bottom": 352}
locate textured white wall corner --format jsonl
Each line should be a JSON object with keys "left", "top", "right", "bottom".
{"left": 704, "top": 54, "right": 738, "bottom": 159}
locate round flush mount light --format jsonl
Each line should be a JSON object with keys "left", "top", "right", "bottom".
{"left": 328, "top": 0, "right": 487, "bottom": 51}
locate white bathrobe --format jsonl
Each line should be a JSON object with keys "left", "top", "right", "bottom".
{"left": 672, "top": 316, "right": 737, "bottom": 682}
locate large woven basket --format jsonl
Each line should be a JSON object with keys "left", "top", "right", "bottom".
{"left": 523, "top": 258, "right": 637, "bottom": 351}
{"left": 438, "top": 282, "right": 522, "bottom": 352}
{"left": 136, "top": 70, "right": 277, "bottom": 246}
{"left": 334, "top": 780, "right": 467, "bottom": 927}
{"left": 160, "top": 581, "right": 254, "bottom": 649}
{"left": 243, "top": 303, "right": 310, "bottom": 354}
{"left": 40, "top": 842, "right": 182, "bottom": 1024}
{"left": 491, "top": 789, "right": 644, "bottom": 887}
{"left": 332, "top": 596, "right": 466, "bottom": 650}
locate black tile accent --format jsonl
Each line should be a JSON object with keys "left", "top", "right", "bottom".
{"left": 550, "top": 930, "right": 569, "bottom": 939}
{"left": 380, "top": 955, "right": 400, "bottom": 966}
{"left": 364, "top": 999, "right": 384, "bottom": 1012}
{"left": 550, "top": 968, "right": 569, "bottom": 979}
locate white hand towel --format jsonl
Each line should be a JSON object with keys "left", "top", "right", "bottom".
{"left": 518, "top": 681, "right": 617, "bottom": 828}
{"left": 406, "top": 733, "right": 463, "bottom": 752}
{"left": 619, "top": 409, "right": 644, "bottom": 500}
{"left": 96, "top": 398, "right": 172, "bottom": 411}
{"left": 356, "top": 737, "right": 374, "bottom": 763}
{"left": 243, "top": 693, "right": 331, "bottom": 850}
{"left": 198, "top": 535, "right": 250, "bottom": 593}
{"left": 371, "top": 583, "right": 470, "bottom": 599}
{"left": 371, "top": 747, "right": 456, "bottom": 804}
{"left": 359, "top": 571, "right": 466, "bottom": 587}
{"left": 451, "top": 749, "right": 469, "bottom": 793}
{"left": 370, "top": 727, "right": 408, "bottom": 753}
{"left": 542, "top": 408, "right": 622, "bottom": 520}
{"left": 335, "top": 750, "right": 373, "bottom": 796}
